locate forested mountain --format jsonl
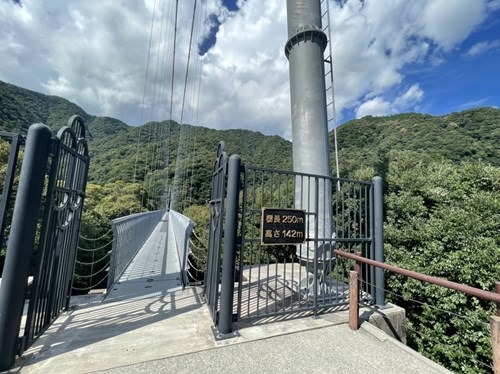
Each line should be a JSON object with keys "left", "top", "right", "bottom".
{"left": 0, "top": 80, "right": 293, "bottom": 207}
{"left": 0, "top": 80, "right": 129, "bottom": 138}
{"left": 334, "top": 108, "right": 500, "bottom": 178}
{"left": 1, "top": 80, "right": 499, "bottom": 373}
{"left": 2, "top": 80, "right": 498, "bottom": 190}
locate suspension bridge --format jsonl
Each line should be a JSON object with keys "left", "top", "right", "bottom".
{"left": 1, "top": 1, "right": 499, "bottom": 373}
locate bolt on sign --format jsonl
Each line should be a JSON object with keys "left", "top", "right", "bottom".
{"left": 261, "top": 208, "right": 306, "bottom": 245}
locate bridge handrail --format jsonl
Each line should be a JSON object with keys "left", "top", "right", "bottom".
{"left": 334, "top": 249, "right": 500, "bottom": 373}
{"left": 333, "top": 249, "right": 500, "bottom": 305}
{"left": 107, "top": 210, "right": 166, "bottom": 291}
{"left": 168, "top": 210, "right": 195, "bottom": 287}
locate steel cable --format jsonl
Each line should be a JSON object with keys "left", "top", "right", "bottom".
{"left": 79, "top": 228, "right": 112, "bottom": 241}
{"left": 187, "top": 256, "right": 203, "bottom": 273}
{"left": 134, "top": 0, "right": 158, "bottom": 184}
{"left": 77, "top": 240, "right": 113, "bottom": 252}
{"left": 75, "top": 251, "right": 111, "bottom": 265}
{"left": 75, "top": 264, "right": 109, "bottom": 279}
{"left": 72, "top": 273, "right": 109, "bottom": 291}
{"left": 360, "top": 279, "right": 491, "bottom": 327}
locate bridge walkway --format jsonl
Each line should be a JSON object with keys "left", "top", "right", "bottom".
{"left": 105, "top": 215, "right": 183, "bottom": 302}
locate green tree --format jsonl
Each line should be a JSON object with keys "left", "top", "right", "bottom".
{"left": 384, "top": 151, "right": 500, "bottom": 373}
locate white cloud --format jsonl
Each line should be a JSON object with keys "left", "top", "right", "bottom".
{"left": 465, "top": 40, "right": 500, "bottom": 57}
{"left": 488, "top": 0, "right": 500, "bottom": 11}
{"left": 355, "top": 97, "right": 390, "bottom": 118}
{"left": 0, "top": 0, "right": 495, "bottom": 139}
{"left": 394, "top": 84, "right": 424, "bottom": 109}
{"left": 451, "top": 97, "right": 490, "bottom": 111}
{"left": 419, "top": 0, "right": 486, "bottom": 51}
{"left": 197, "top": 0, "right": 290, "bottom": 136}
{"left": 329, "top": 0, "right": 488, "bottom": 119}
{"left": 356, "top": 83, "right": 424, "bottom": 118}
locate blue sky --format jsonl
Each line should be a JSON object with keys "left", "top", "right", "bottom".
{"left": 403, "top": 15, "right": 500, "bottom": 116}
{"left": 0, "top": 0, "right": 499, "bottom": 139}
{"left": 199, "top": 0, "right": 239, "bottom": 55}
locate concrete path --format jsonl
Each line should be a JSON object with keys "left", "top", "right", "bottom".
{"left": 11, "top": 286, "right": 451, "bottom": 374}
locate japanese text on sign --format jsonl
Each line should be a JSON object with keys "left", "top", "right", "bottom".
{"left": 261, "top": 208, "right": 306, "bottom": 245}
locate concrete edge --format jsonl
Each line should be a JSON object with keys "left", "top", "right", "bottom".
{"left": 360, "top": 322, "right": 452, "bottom": 373}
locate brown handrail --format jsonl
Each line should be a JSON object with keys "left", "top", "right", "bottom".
{"left": 334, "top": 249, "right": 500, "bottom": 373}
{"left": 333, "top": 249, "right": 500, "bottom": 305}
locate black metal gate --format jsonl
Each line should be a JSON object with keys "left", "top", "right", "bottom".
{"left": 205, "top": 144, "right": 385, "bottom": 336}
{"left": 0, "top": 116, "right": 89, "bottom": 370}
{"left": 204, "top": 142, "right": 228, "bottom": 324}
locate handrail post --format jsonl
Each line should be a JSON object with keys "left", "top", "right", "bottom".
{"left": 492, "top": 282, "right": 500, "bottom": 374}
{"left": 349, "top": 252, "right": 362, "bottom": 330}
{"left": 0, "top": 124, "right": 52, "bottom": 371}
{"left": 496, "top": 281, "right": 500, "bottom": 317}
{"left": 218, "top": 155, "right": 241, "bottom": 336}
{"left": 372, "top": 176, "right": 386, "bottom": 307}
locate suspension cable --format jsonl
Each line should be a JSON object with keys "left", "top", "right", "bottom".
{"left": 134, "top": 0, "right": 158, "bottom": 184}
{"left": 165, "top": 0, "right": 179, "bottom": 205}
{"left": 75, "top": 251, "right": 111, "bottom": 265}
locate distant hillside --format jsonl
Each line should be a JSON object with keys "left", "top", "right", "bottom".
{"left": 0, "top": 80, "right": 128, "bottom": 138}
{"left": 1, "top": 79, "right": 499, "bottom": 193}
{"left": 0, "top": 80, "right": 293, "bottom": 206}
{"left": 334, "top": 109, "right": 500, "bottom": 177}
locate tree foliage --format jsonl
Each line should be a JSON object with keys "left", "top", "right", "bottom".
{"left": 384, "top": 151, "right": 500, "bottom": 373}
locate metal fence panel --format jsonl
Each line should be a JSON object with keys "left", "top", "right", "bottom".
{"left": 236, "top": 166, "right": 374, "bottom": 322}
{"left": 0, "top": 133, "right": 24, "bottom": 255}
{"left": 205, "top": 144, "right": 382, "bottom": 333}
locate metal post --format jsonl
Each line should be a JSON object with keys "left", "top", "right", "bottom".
{"left": 0, "top": 124, "right": 52, "bottom": 371}
{"left": 218, "top": 155, "right": 241, "bottom": 336}
{"left": 285, "top": 0, "right": 332, "bottom": 262}
{"left": 373, "top": 176, "right": 386, "bottom": 307}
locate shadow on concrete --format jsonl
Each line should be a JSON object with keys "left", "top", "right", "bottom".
{"left": 235, "top": 272, "right": 350, "bottom": 322}
{"left": 359, "top": 303, "right": 406, "bottom": 343}
{"left": 103, "top": 272, "right": 183, "bottom": 302}
{"left": 16, "top": 287, "right": 205, "bottom": 369}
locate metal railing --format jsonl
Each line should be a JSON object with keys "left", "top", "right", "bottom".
{"left": 336, "top": 250, "right": 500, "bottom": 374}
{"left": 169, "top": 210, "right": 195, "bottom": 287}
{"left": 205, "top": 142, "right": 228, "bottom": 327}
{"left": 107, "top": 209, "right": 166, "bottom": 291}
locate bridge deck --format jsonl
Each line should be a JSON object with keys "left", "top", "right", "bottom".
{"left": 105, "top": 216, "right": 183, "bottom": 301}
